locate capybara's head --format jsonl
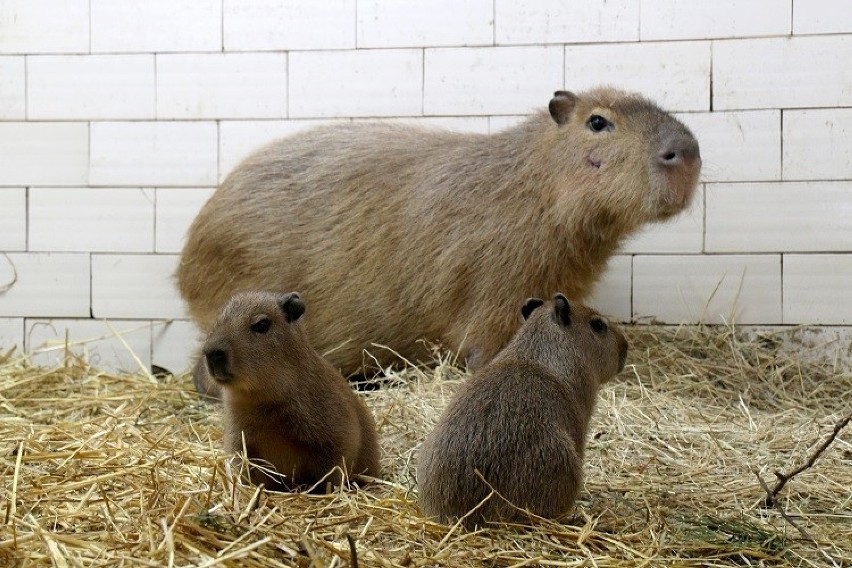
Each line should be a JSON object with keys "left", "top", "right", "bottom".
{"left": 202, "top": 290, "right": 307, "bottom": 396}
{"left": 548, "top": 87, "right": 700, "bottom": 222}
{"left": 518, "top": 294, "right": 628, "bottom": 384}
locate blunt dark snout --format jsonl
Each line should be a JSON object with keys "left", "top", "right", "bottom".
{"left": 657, "top": 133, "right": 700, "bottom": 168}
{"left": 204, "top": 343, "right": 231, "bottom": 381}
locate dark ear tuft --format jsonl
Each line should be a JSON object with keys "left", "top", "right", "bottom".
{"left": 553, "top": 293, "right": 571, "bottom": 325}
{"left": 521, "top": 297, "right": 545, "bottom": 320}
{"left": 279, "top": 292, "right": 305, "bottom": 323}
{"left": 549, "top": 90, "right": 577, "bottom": 126}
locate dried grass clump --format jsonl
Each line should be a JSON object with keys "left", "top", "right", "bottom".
{"left": 1, "top": 325, "right": 851, "bottom": 567}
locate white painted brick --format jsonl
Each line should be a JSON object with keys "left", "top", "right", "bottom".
{"left": 488, "top": 115, "right": 527, "bottom": 133}
{"left": 157, "top": 53, "right": 287, "bottom": 120}
{"left": 224, "top": 0, "right": 355, "bottom": 51}
{"left": 90, "top": 122, "right": 217, "bottom": 186}
{"left": 0, "top": 123, "right": 88, "bottom": 186}
{"left": 0, "top": 253, "right": 90, "bottom": 318}
{"left": 706, "top": 182, "right": 852, "bottom": 253}
{"left": 358, "top": 0, "right": 493, "bottom": 48}
{"left": 714, "top": 36, "right": 852, "bottom": 110}
{"left": 783, "top": 108, "right": 852, "bottom": 181}
{"left": 91, "top": 0, "right": 221, "bottom": 53}
{"left": 155, "top": 188, "right": 215, "bottom": 253}
{"left": 496, "top": 0, "right": 638, "bottom": 44}
{"left": 26, "top": 319, "right": 152, "bottom": 372}
{"left": 794, "top": 0, "right": 852, "bottom": 35}
{"left": 352, "top": 116, "right": 491, "bottom": 134}
{"left": 0, "top": 188, "right": 26, "bottom": 251}
{"left": 641, "top": 0, "right": 790, "bottom": 40}
{"left": 424, "top": 46, "right": 563, "bottom": 115}
{"left": 676, "top": 111, "right": 781, "bottom": 183}
{"left": 29, "top": 188, "right": 155, "bottom": 253}
{"left": 28, "top": 55, "right": 155, "bottom": 120}
{"left": 0, "top": 57, "right": 24, "bottom": 119}
{"left": 784, "top": 254, "right": 852, "bottom": 324}
{"left": 91, "top": 254, "right": 185, "bottom": 319}
{"left": 152, "top": 320, "right": 200, "bottom": 373}
{"left": 621, "top": 185, "right": 704, "bottom": 254}
{"left": 289, "top": 50, "right": 422, "bottom": 118}
{"left": 586, "top": 255, "right": 632, "bottom": 323}
{"left": 633, "top": 255, "right": 782, "bottom": 324}
{"left": 0, "top": 318, "right": 24, "bottom": 353}
{"left": 0, "top": 0, "right": 89, "bottom": 54}
{"left": 219, "top": 120, "right": 340, "bottom": 181}
{"left": 564, "top": 42, "right": 711, "bottom": 112}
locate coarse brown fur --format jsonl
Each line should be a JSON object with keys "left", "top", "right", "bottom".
{"left": 416, "top": 295, "right": 628, "bottom": 528}
{"left": 204, "top": 291, "right": 380, "bottom": 491}
{"left": 179, "top": 87, "right": 698, "bottom": 387}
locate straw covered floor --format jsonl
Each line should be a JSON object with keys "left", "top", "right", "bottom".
{"left": 1, "top": 325, "right": 851, "bottom": 567}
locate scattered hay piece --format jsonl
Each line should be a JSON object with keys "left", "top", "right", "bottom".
{"left": 1, "top": 325, "right": 850, "bottom": 566}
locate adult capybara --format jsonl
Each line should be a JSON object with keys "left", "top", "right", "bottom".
{"left": 417, "top": 294, "right": 628, "bottom": 528}
{"left": 179, "top": 86, "right": 699, "bottom": 379}
{"left": 204, "top": 290, "right": 380, "bottom": 491}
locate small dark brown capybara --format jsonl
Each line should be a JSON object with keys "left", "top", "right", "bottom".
{"left": 203, "top": 290, "right": 380, "bottom": 491}
{"left": 417, "top": 294, "right": 628, "bottom": 528}
{"left": 179, "top": 87, "right": 698, "bottom": 387}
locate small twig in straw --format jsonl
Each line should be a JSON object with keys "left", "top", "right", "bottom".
{"left": 765, "top": 411, "right": 852, "bottom": 508}
{"left": 345, "top": 533, "right": 359, "bottom": 568}
{"left": 751, "top": 467, "right": 839, "bottom": 568}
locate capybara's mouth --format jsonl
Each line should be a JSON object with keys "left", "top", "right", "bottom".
{"left": 211, "top": 371, "right": 234, "bottom": 384}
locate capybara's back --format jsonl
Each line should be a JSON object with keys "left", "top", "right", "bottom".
{"left": 417, "top": 295, "right": 628, "bottom": 528}
{"left": 179, "top": 87, "right": 698, "bottom": 376}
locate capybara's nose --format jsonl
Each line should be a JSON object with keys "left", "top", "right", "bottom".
{"left": 657, "top": 134, "right": 700, "bottom": 168}
{"left": 204, "top": 345, "right": 230, "bottom": 379}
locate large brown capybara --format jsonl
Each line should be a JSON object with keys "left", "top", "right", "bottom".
{"left": 417, "top": 294, "right": 628, "bottom": 528}
{"left": 204, "top": 291, "right": 380, "bottom": 491}
{"left": 179, "top": 87, "right": 699, "bottom": 388}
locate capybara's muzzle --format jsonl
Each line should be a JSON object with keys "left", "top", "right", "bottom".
{"left": 204, "top": 342, "right": 232, "bottom": 381}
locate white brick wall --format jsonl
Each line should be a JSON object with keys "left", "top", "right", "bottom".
{"left": 783, "top": 109, "right": 852, "bottom": 181}
{"left": 156, "top": 53, "right": 288, "bottom": 119}
{"left": 90, "top": 122, "right": 218, "bottom": 186}
{"left": 497, "top": 0, "right": 639, "bottom": 44}
{"left": 1, "top": 1, "right": 850, "bottom": 371}
{"left": 359, "top": 0, "right": 493, "bottom": 48}
{"left": 0, "top": 188, "right": 27, "bottom": 251}
{"left": 29, "top": 188, "right": 155, "bottom": 253}
{"left": 91, "top": 0, "right": 222, "bottom": 53}
{"left": 0, "top": 0, "right": 89, "bottom": 54}
{"left": 714, "top": 36, "right": 852, "bottom": 110}
{"left": 28, "top": 55, "right": 155, "bottom": 120}
{"left": 289, "top": 49, "right": 423, "bottom": 117}
{"left": 564, "top": 41, "right": 711, "bottom": 112}
{"left": 640, "top": 0, "right": 790, "bottom": 40}
{"left": 0, "top": 57, "right": 25, "bottom": 119}
{"left": 424, "top": 46, "right": 563, "bottom": 115}
{"left": 0, "top": 123, "right": 89, "bottom": 185}
{"left": 91, "top": 255, "right": 184, "bottom": 319}
{"left": 154, "top": 188, "right": 216, "bottom": 253}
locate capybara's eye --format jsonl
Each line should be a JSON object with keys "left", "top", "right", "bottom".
{"left": 587, "top": 115, "right": 611, "bottom": 133}
{"left": 590, "top": 318, "right": 607, "bottom": 334}
{"left": 251, "top": 317, "right": 271, "bottom": 334}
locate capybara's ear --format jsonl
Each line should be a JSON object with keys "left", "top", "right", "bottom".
{"left": 553, "top": 293, "right": 571, "bottom": 325}
{"left": 549, "top": 91, "right": 577, "bottom": 126}
{"left": 279, "top": 292, "right": 305, "bottom": 322}
{"left": 521, "top": 297, "right": 545, "bottom": 320}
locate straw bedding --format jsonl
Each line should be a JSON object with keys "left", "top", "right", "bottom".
{"left": 1, "top": 325, "right": 850, "bottom": 567}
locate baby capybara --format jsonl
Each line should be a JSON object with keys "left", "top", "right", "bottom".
{"left": 179, "top": 87, "right": 697, "bottom": 389}
{"left": 417, "top": 294, "right": 628, "bottom": 528}
{"left": 204, "top": 291, "right": 380, "bottom": 491}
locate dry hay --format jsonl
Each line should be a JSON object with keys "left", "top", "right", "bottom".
{"left": 1, "top": 325, "right": 851, "bottom": 567}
